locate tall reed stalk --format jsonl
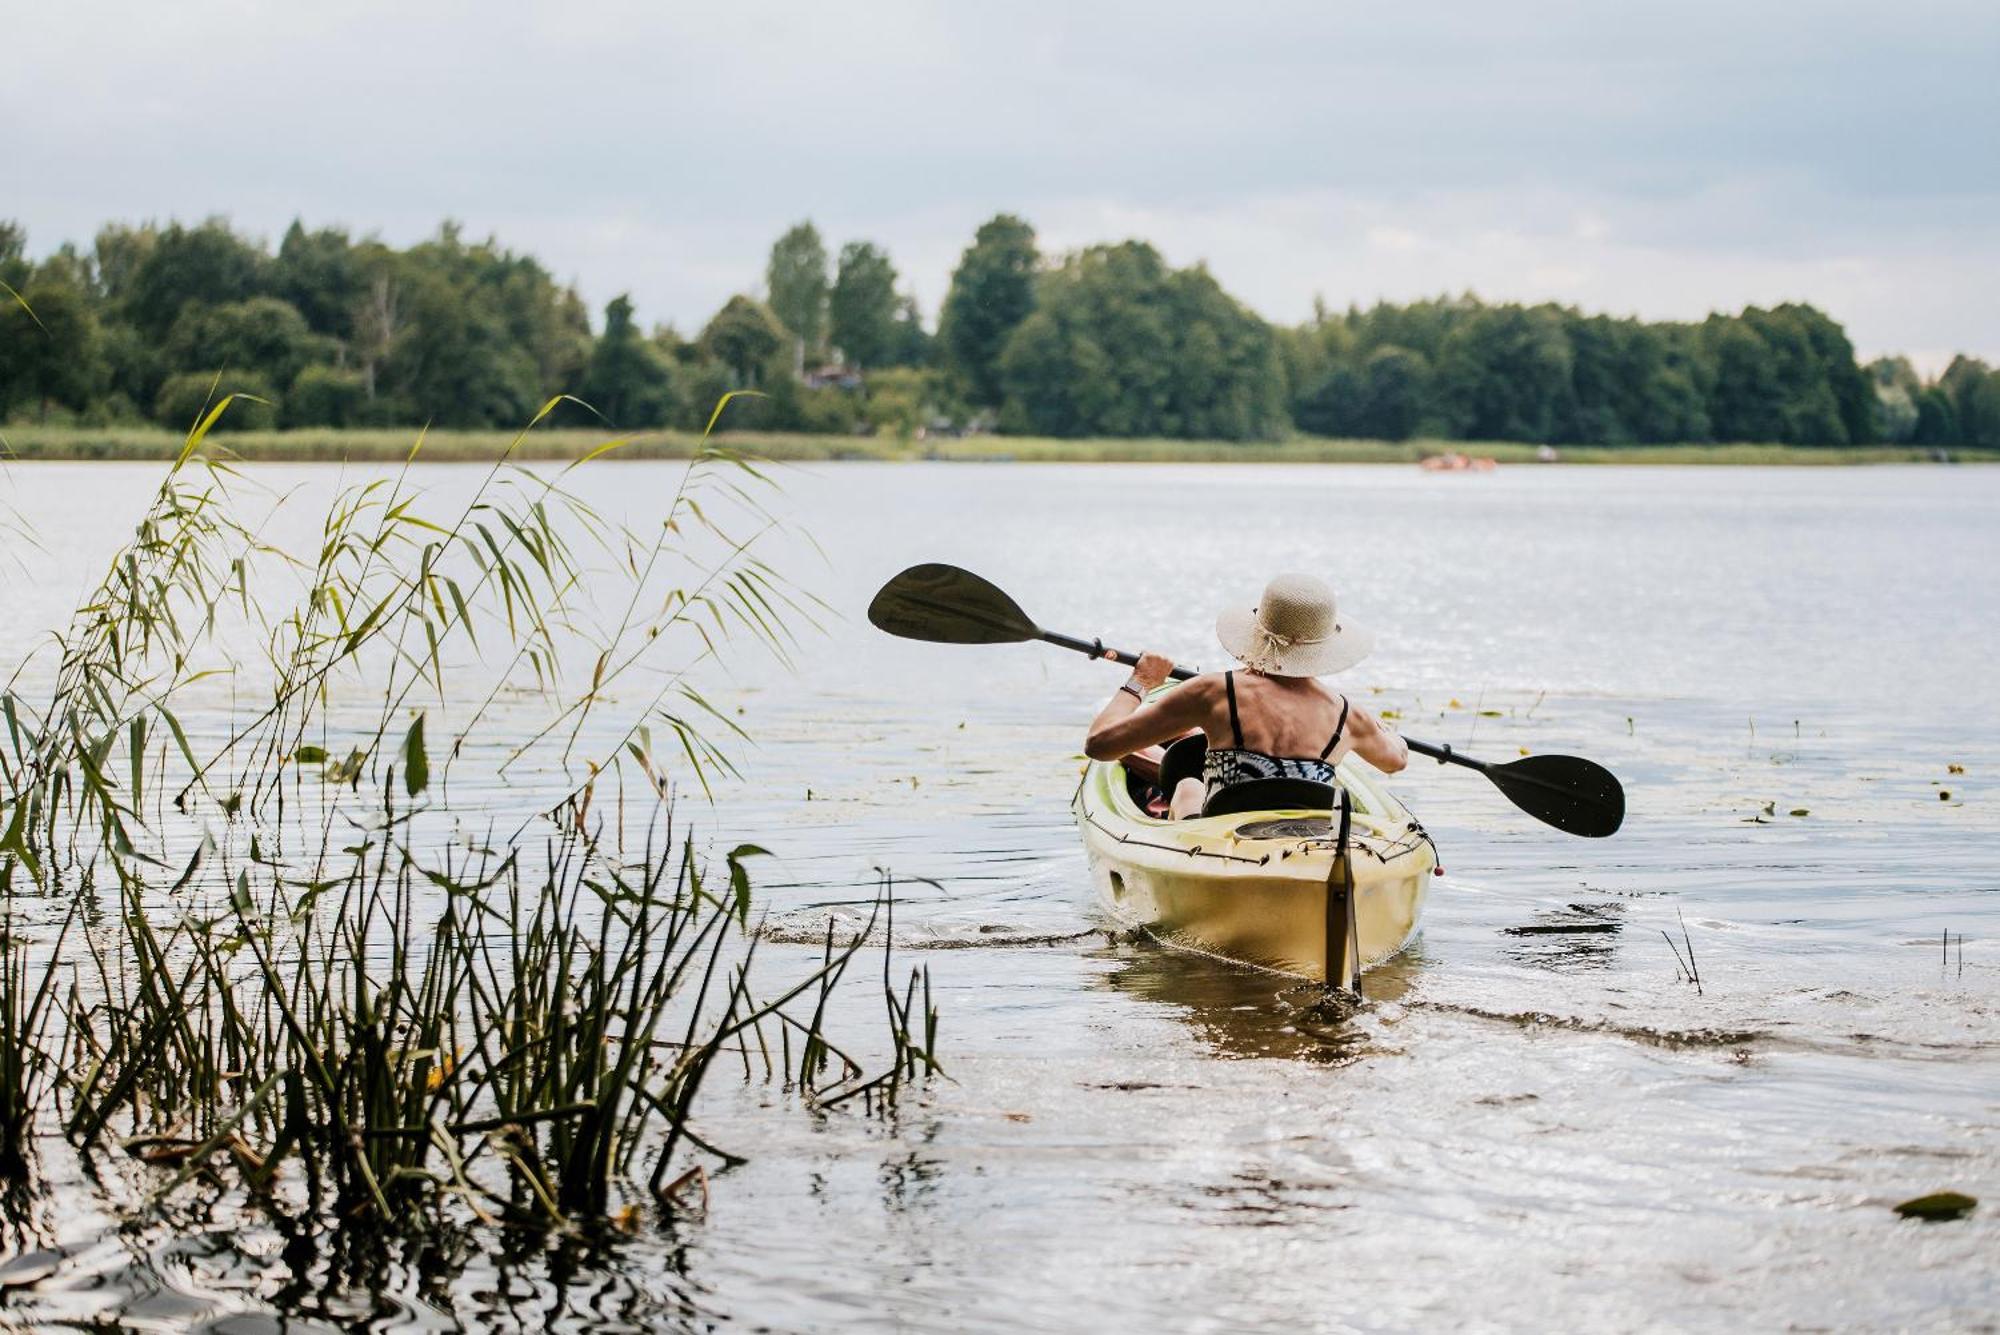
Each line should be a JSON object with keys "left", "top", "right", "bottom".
{"left": 0, "top": 394, "right": 937, "bottom": 1228}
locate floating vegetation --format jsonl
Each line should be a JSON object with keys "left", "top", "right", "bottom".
{"left": 1505, "top": 923, "right": 1620, "bottom": 936}
{"left": 0, "top": 394, "right": 937, "bottom": 1237}
{"left": 1893, "top": 1191, "right": 1977, "bottom": 1222}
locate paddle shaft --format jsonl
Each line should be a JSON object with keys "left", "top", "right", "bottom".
{"left": 1038, "top": 629, "right": 1198, "bottom": 681}
{"left": 1041, "top": 628, "right": 1492, "bottom": 774}
{"left": 1404, "top": 736, "right": 1490, "bottom": 775}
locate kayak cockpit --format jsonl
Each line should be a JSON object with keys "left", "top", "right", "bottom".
{"left": 1119, "top": 733, "right": 1389, "bottom": 825}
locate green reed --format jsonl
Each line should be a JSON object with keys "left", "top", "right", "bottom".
{"left": 53, "top": 799, "right": 916, "bottom": 1226}
{"left": 0, "top": 908, "right": 70, "bottom": 1179}
{"left": 0, "top": 392, "right": 936, "bottom": 1225}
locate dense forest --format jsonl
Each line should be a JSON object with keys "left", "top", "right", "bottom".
{"left": 2, "top": 214, "right": 1995, "bottom": 447}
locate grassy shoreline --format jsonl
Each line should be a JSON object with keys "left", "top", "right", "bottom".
{"left": 1, "top": 424, "right": 1990, "bottom": 466}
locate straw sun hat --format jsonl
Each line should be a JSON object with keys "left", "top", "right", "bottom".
{"left": 1215, "top": 573, "right": 1373, "bottom": 677}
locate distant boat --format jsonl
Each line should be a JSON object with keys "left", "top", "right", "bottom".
{"left": 1418, "top": 451, "right": 1498, "bottom": 473}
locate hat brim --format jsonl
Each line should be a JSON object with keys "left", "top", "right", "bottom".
{"left": 1216, "top": 604, "right": 1374, "bottom": 677}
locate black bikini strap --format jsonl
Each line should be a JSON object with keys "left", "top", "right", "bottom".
{"left": 1224, "top": 671, "right": 1244, "bottom": 748}
{"left": 1318, "top": 697, "right": 1351, "bottom": 760}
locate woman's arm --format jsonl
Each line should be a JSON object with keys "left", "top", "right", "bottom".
{"left": 1084, "top": 652, "right": 1210, "bottom": 761}
{"left": 1345, "top": 704, "right": 1409, "bottom": 773}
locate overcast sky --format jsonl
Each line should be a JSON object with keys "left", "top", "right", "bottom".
{"left": 8, "top": 1, "right": 1997, "bottom": 370}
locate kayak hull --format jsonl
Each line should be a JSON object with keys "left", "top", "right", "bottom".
{"left": 1074, "top": 755, "right": 1434, "bottom": 983}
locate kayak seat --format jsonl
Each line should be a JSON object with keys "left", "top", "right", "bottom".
{"left": 1200, "top": 777, "right": 1338, "bottom": 818}
{"left": 1158, "top": 733, "right": 1208, "bottom": 796}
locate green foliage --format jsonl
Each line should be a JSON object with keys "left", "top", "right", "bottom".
{"left": 1869, "top": 357, "right": 1921, "bottom": 443}
{"left": 998, "top": 242, "right": 1287, "bottom": 440}
{"left": 274, "top": 221, "right": 364, "bottom": 340}
{"left": 888, "top": 294, "right": 932, "bottom": 368}
{"left": 1438, "top": 305, "right": 1578, "bottom": 441}
{"left": 5, "top": 211, "right": 1993, "bottom": 449}
{"left": 367, "top": 223, "right": 592, "bottom": 428}
{"left": 701, "top": 295, "right": 788, "bottom": 386}
{"left": 0, "top": 260, "right": 104, "bottom": 420}
{"left": 939, "top": 214, "right": 1038, "bottom": 406}
{"left": 1969, "top": 371, "right": 2000, "bottom": 450}
{"left": 403, "top": 713, "right": 428, "bottom": 795}
{"left": 1296, "top": 344, "right": 1431, "bottom": 440}
{"left": 164, "top": 295, "right": 329, "bottom": 389}
{"left": 1912, "top": 387, "right": 1958, "bottom": 445}
{"left": 120, "top": 218, "right": 270, "bottom": 341}
{"left": 1290, "top": 295, "right": 1888, "bottom": 447}
{"left": 829, "top": 242, "right": 900, "bottom": 369}
{"left": 155, "top": 369, "right": 279, "bottom": 430}
{"left": 578, "top": 295, "right": 679, "bottom": 427}
{"left": 0, "top": 221, "right": 25, "bottom": 286}
{"left": 749, "top": 374, "right": 855, "bottom": 434}
{"left": 670, "top": 358, "right": 740, "bottom": 432}
{"left": 284, "top": 365, "right": 369, "bottom": 427}
{"left": 1701, "top": 304, "right": 1871, "bottom": 445}
{"left": 90, "top": 222, "right": 154, "bottom": 306}
{"left": 1940, "top": 356, "right": 1997, "bottom": 448}
{"left": 861, "top": 367, "right": 958, "bottom": 437}
{"left": 765, "top": 221, "right": 829, "bottom": 362}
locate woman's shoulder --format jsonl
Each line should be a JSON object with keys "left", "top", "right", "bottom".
{"left": 1170, "top": 671, "right": 1225, "bottom": 699}
{"left": 1339, "top": 695, "right": 1385, "bottom": 730}
{"left": 1152, "top": 671, "right": 1224, "bottom": 714}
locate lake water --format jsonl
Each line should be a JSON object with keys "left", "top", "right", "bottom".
{"left": 0, "top": 460, "right": 1994, "bottom": 1332}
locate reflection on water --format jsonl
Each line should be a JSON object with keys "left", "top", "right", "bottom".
{"left": 0, "top": 1199, "right": 717, "bottom": 1332}
{"left": 0, "top": 461, "right": 1996, "bottom": 1331}
{"left": 1095, "top": 934, "right": 1425, "bottom": 1063}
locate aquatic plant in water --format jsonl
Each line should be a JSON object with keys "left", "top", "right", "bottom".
{"left": 0, "top": 393, "right": 939, "bottom": 1233}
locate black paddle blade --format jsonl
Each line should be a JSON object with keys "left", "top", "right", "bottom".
{"left": 1482, "top": 753, "right": 1626, "bottom": 837}
{"left": 867, "top": 563, "right": 1041, "bottom": 646}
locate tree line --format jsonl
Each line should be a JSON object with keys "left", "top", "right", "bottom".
{"left": 3, "top": 214, "right": 1996, "bottom": 448}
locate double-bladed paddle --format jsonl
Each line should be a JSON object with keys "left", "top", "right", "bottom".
{"left": 867, "top": 562, "right": 1626, "bottom": 838}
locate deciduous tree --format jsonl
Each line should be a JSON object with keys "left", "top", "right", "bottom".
{"left": 579, "top": 295, "right": 678, "bottom": 427}
{"left": 700, "top": 295, "right": 788, "bottom": 386}
{"left": 829, "top": 242, "right": 899, "bottom": 369}
{"left": 765, "top": 222, "right": 828, "bottom": 370}
{"left": 940, "top": 215, "right": 1038, "bottom": 406}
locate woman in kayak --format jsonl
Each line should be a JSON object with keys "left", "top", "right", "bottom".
{"left": 1083, "top": 573, "right": 1407, "bottom": 819}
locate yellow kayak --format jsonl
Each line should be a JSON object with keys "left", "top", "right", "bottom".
{"left": 1074, "top": 752, "right": 1435, "bottom": 986}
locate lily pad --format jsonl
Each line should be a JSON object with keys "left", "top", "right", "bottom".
{"left": 1894, "top": 1191, "right": 1976, "bottom": 1222}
